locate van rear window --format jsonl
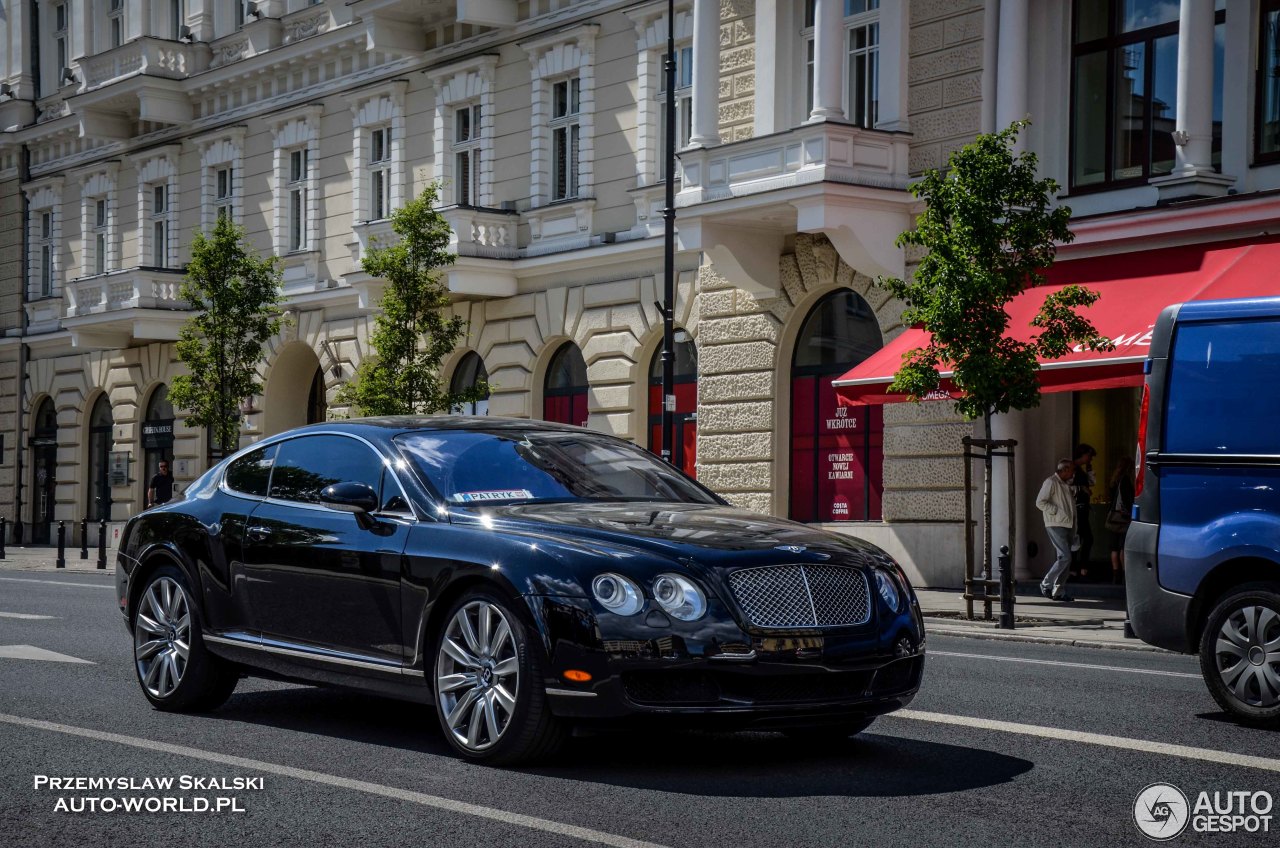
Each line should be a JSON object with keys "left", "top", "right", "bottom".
{"left": 1165, "top": 318, "right": 1280, "bottom": 454}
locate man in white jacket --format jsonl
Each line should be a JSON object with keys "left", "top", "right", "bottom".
{"left": 1036, "top": 459, "right": 1078, "bottom": 602}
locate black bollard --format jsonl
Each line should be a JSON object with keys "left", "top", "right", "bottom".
{"left": 80, "top": 517, "right": 88, "bottom": 559}
{"left": 0, "top": 516, "right": 6, "bottom": 560}
{"left": 56, "top": 520, "right": 66, "bottom": 569}
{"left": 97, "top": 519, "right": 107, "bottom": 570}
{"left": 998, "top": 544, "right": 1015, "bottom": 630}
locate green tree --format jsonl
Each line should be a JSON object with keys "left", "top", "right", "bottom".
{"left": 170, "top": 216, "right": 284, "bottom": 455}
{"left": 337, "top": 183, "right": 485, "bottom": 415}
{"left": 877, "top": 121, "right": 1113, "bottom": 588}
{"left": 878, "top": 121, "right": 1113, "bottom": 434}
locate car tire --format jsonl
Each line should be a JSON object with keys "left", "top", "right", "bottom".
{"left": 783, "top": 717, "right": 877, "bottom": 742}
{"left": 432, "top": 588, "right": 567, "bottom": 765}
{"left": 132, "top": 564, "right": 238, "bottom": 713}
{"left": 1198, "top": 583, "right": 1280, "bottom": 727}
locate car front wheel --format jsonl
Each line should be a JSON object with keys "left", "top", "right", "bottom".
{"left": 1198, "top": 584, "right": 1280, "bottom": 726}
{"left": 432, "top": 590, "right": 566, "bottom": 764}
{"left": 133, "top": 565, "right": 238, "bottom": 712}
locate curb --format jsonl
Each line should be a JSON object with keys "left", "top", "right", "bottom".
{"left": 924, "top": 622, "right": 1172, "bottom": 654}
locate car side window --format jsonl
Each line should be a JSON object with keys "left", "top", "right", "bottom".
{"left": 225, "top": 444, "right": 278, "bottom": 497}
{"left": 268, "top": 435, "right": 384, "bottom": 505}
{"left": 378, "top": 466, "right": 413, "bottom": 517}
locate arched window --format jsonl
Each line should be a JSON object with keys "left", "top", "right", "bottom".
{"left": 142, "top": 385, "right": 175, "bottom": 498}
{"left": 648, "top": 333, "right": 698, "bottom": 477}
{"left": 31, "top": 398, "right": 58, "bottom": 544}
{"left": 543, "top": 343, "right": 588, "bottom": 427}
{"left": 790, "top": 290, "right": 884, "bottom": 522}
{"left": 87, "top": 395, "right": 114, "bottom": 522}
{"left": 307, "top": 366, "right": 327, "bottom": 424}
{"left": 451, "top": 352, "right": 490, "bottom": 416}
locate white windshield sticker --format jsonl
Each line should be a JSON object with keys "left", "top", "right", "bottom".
{"left": 452, "top": 489, "right": 534, "bottom": 503}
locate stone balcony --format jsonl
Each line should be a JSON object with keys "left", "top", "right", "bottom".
{"left": 78, "top": 37, "right": 208, "bottom": 91}
{"left": 62, "top": 268, "right": 192, "bottom": 349}
{"left": 72, "top": 38, "right": 209, "bottom": 136}
{"left": 674, "top": 120, "right": 915, "bottom": 295}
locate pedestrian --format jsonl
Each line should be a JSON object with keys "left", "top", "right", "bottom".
{"left": 1071, "top": 443, "right": 1097, "bottom": 579}
{"left": 1036, "top": 458, "right": 1078, "bottom": 602}
{"left": 147, "top": 460, "right": 174, "bottom": 509}
{"left": 1106, "top": 455, "right": 1135, "bottom": 584}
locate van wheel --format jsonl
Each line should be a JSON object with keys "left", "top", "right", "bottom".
{"left": 1198, "top": 584, "right": 1280, "bottom": 726}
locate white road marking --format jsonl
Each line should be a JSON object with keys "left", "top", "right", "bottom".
{"left": 893, "top": 710, "right": 1280, "bottom": 774}
{"left": 0, "top": 612, "right": 55, "bottom": 620}
{"left": 0, "top": 713, "right": 672, "bottom": 848}
{"left": 929, "top": 649, "right": 1200, "bottom": 679}
{"left": 0, "top": 576, "right": 112, "bottom": 589}
{"left": 0, "top": 645, "right": 94, "bottom": 664}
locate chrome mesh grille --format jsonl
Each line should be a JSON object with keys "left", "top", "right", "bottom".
{"left": 727, "top": 565, "right": 871, "bottom": 629}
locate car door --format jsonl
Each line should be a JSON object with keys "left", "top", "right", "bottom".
{"left": 203, "top": 443, "right": 278, "bottom": 636}
{"left": 242, "top": 433, "right": 409, "bottom": 666}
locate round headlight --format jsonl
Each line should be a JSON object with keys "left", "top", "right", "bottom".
{"left": 652, "top": 574, "right": 707, "bottom": 621}
{"left": 591, "top": 573, "right": 644, "bottom": 615}
{"left": 875, "top": 569, "right": 901, "bottom": 612}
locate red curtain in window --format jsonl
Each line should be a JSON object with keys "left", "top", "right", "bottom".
{"left": 544, "top": 392, "right": 588, "bottom": 428}
{"left": 648, "top": 381, "right": 698, "bottom": 478}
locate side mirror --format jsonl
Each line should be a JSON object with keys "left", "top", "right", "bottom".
{"left": 320, "top": 482, "right": 379, "bottom": 528}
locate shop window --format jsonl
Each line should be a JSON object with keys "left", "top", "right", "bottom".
{"left": 87, "top": 395, "right": 114, "bottom": 522}
{"left": 1257, "top": 1, "right": 1280, "bottom": 162}
{"left": 790, "top": 290, "right": 884, "bottom": 523}
{"left": 451, "top": 352, "right": 490, "bottom": 416}
{"left": 31, "top": 398, "right": 58, "bottom": 545}
{"left": 1070, "top": 0, "right": 1224, "bottom": 190}
{"left": 142, "top": 385, "right": 175, "bottom": 499}
{"left": 648, "top": 333, "right": 698, "bottom": 478}
{"left": 543, "top": 343, "right": 588, "bottom": 427}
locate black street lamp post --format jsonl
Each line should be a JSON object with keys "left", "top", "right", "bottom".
{"left": 660, "top": 0, "right": 677, "bottom": 464}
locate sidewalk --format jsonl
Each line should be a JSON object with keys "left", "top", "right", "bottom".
{"left": 0, "top": 546, "right": 112, "bottom": 573}
{"left": 915, "top": 584, "right": 1167, "bottom": 652}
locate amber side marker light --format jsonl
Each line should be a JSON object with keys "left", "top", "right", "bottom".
{"left": 563, "top": 669, "right": 592, "bottom": 683}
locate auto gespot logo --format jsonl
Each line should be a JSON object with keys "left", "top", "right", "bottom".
{"left": 1134, "top": 783, "right": 1275, "bottom": 840}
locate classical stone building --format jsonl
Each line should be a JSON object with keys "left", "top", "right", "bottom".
{"left": 0, "top": 0, "right": 1272, "bottom": 587}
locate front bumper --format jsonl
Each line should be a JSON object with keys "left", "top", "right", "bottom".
{"left": 529, "top": 595, "right": 925, "bottom": 725}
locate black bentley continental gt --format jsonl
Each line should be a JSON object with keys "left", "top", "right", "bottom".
{"left": 117, "top": 418, "right": 925, "bottom": 764}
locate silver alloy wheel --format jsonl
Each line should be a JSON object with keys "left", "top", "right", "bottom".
{"left": 134, "top": 576, "right": 191, "bottom": 700}
{"left": 435, "top": 601, "right": 519, "bottom": 752}
{"left": 1215, "top": 604, "right": 1280, "bottom": 707}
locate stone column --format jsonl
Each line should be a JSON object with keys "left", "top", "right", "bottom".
{"left": 808, "top": 0, "right": 845, "bottom": 121}
{"left": 1174, "top": 0, "right": 1215, "bottom": 174}
{"left": 753, "top": 0, "right": 785, "bottom": 136}
{"left": 875, "top": 0, "right": 910, "bottom": 131}
{"left": 689, "top": 0, "right": 721, "bottom": 147}
{"left": 995, "top": 0, "right": 1029, "bottom": 131}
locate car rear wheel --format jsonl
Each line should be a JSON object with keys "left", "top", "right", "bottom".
{"left": 433, "top": 590, "right": 567, "bottom": 765}
{"left": 133, "top": 565, "right": 238, "bottom": 712}
{"left": 1198, "top": 584, "right": 1280, "bottom": 726}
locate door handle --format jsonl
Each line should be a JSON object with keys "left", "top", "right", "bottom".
{"left": 246, "top": 526, "right": 269, "bottom": 543}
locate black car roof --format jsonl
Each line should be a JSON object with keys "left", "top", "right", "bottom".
{"left": 283, "top": 416, "right": 593, "bottom": 439}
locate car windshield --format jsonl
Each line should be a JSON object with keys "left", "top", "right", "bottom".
{"left": 395, "top": 430, "right": 718, "bottom": 506}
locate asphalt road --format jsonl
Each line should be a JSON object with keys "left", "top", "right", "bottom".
{"left": 2, "top": 568, "right": 1277, "bottom": 848}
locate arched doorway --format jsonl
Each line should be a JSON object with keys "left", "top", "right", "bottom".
{"left": 87, "top": 395, "right": 114, "bottom": 522}
{"left": 648, "top": 332, "right": 698, "bottom": 477}
{"left": 30, "top": 398, "right": 58, "bottom": 544}
{"left": 263, "top": 342, "right": 325, "bottom": 435}
{"left": 543, "top": 343, "right": 588, "bottom": 427}
{"left": 142, "top": 385, "right": 175, "bottom": 499}
{"left": 451, "top": 352, "right": 489, "bottom": 415}
{"left": 789, "top": 290, "right": 884, "bottom": 523}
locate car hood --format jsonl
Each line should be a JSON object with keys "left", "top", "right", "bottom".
{"left": 456, "top": 501, "right": 892, "bottom": 569}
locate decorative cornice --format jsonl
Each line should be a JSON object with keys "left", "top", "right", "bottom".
{"left": 425, "top": 54, "right": 500, "bottom": 86}
{"left": 72, "top": 159, "right": 120, "bottom": 185}
{"left": 344, "top": 78, "right": 410, "bottom": 112}
{"left": 187, "top": 125, "right": 247, "bottom": 154}
{"left": 267, "top": 103, "right": 323, "bottom": 135}
{"left": 128, "top": 144, "right": 182, "bottom": 169}
{"left": 518, "top": 23, "right": 600, "bottom": 62}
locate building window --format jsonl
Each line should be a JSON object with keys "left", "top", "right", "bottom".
{"left": 87, "top": 395, "right": 114, "bottom": 522}
{"left": 1070, "top": 0, "right": 1225, "bottom": 189}
{"left": 648, "top": 333, "right": 698, "bottom": 478}
{"left": 543, "top": 343, "right": 588, "bottom": 427}
{"left": 142, "top": 385, "right": 175, "bottom": 502}
{"left": 451, "top": 352, "right": 490, "bottom": 416}
{"left": 452, "top": 106, "right": 482, "bottom": 207}
{"left": 657, "top": 46, "right": 693, "bottom": 171}
{"left": 171, "top": 0, "right": 185, "bottom": 41}
{"left": 369, "top": 126, "right": 393, "bottom": 219}
{"left": 550, "top": 78, "right": 581, "bottom": 201}
{"left": 92, "top": 199, "right": 108, "bottom": 275}
{"left": 31, "top": 397, "right": 58, "bottom": 544}
{"left": 214, "top": 167, "right": 233, "bottom": 222}
{"left": 1258, "top": 1, "right": 1280, "bottom": 161}
{"left": 287, "top": 148, "right": 309, "bottom": 251}
{"left": 37, "top": 213, "right": 54, "bottom": 297}
{"left": 803, "top": 0, "right": 880, "bottom": 127}
{"left": 789, "top": 290, "right": 884, "bottom": 523}
{"left": 54, "top": 3, "right": 68, "bottom": 86}
{"left": 236, "top": 1, "right": 248, "bottom": 30}
{"left": 109, "top": 0, "right": 124, "bottom": 48}
{"left": 149, "top": 185, "right": 168, "bottom": 267}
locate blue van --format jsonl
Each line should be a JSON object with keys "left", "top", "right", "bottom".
{"left": 1127, "top": 296, "right": 1280, "bottom": 725}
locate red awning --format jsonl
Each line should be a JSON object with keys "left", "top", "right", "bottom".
{"left": 834, "top": 237, "right": 1280, "bottom": 404}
